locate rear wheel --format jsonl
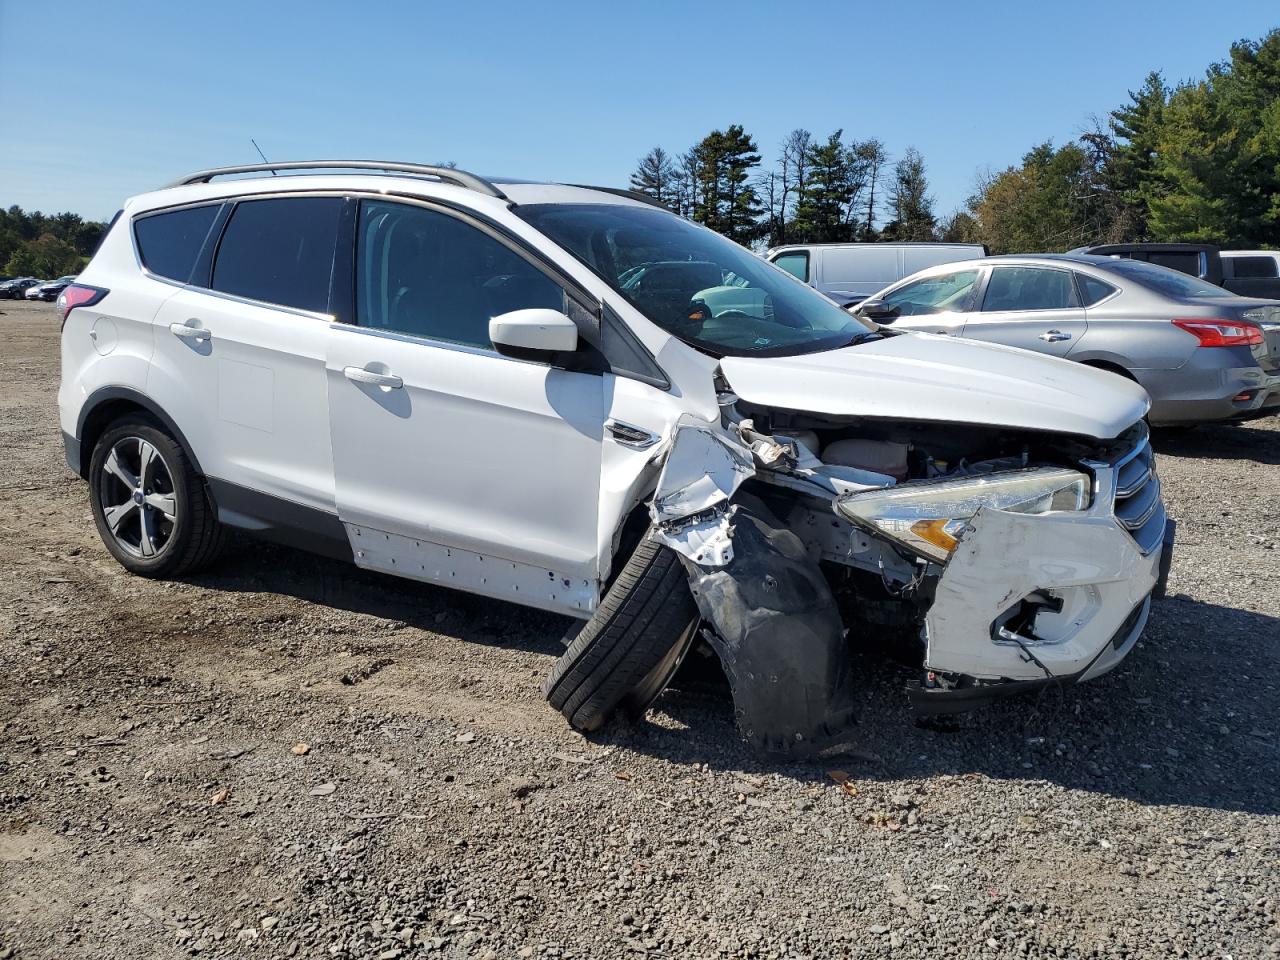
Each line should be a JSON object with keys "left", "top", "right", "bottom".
{"left": 88, "top": 417, "right": 225, "bottom": 577}
{"left": 544, "top": 536, "right": 699, "bottom": 732}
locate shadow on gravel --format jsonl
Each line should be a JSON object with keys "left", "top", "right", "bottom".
{"left": 187, "top": 538, "right": 572, "bottom": 657}
{"left": 187, "top": 530, "right": 1278, "bottom": 816}
{"left": 1152, "top": 421, "right": 1280, "bottom": 464}
{"left": 608, "top": 595, "right": 1280, "bottom": 816}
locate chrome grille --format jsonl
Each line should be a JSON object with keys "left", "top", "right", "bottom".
{"left": 1108, "top": 426, "right": 1165, "bottom": 555}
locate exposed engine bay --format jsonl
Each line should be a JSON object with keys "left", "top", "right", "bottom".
{"left": 646, "top": 377, "right": 1168, "bottom": 755}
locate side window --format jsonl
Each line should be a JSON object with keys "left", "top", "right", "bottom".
{"left": 880, "top": 270, "right": 979, "bottom": 318}
{"left": 1227, "top": 256, "right": 1279, "bottom": 279}
{"left": 134, "top": 205, "right": 219, "bottom": 283}
{"left": 212, "top": 197, "right": 343, "bottom": 313}
{"left": 1147, "top": 251, "right": 1202, "bottom": 277}
{"left": 982, "top": 267, "right": 1075, "bottom": 312}
{"left": 772, "top": 252, "right": 809, "bottom": 282}
{"left": 356, "top": 200, "right": 564, "bottom": 349}
{"left": 1077, "top": 273, "right": 1118, "bottom": 306}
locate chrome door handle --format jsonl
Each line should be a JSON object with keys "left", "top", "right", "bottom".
{"left": 1039, "top": 330, "right": 1072, "bottom": 342}
{"left": 169, "top": 321, "right": 210, "bottom": 342}
{"left": 605, "top": 419, "right": 660, "bottom": 449}
{"left": 343, "top": 366, "right": 403, "bottom": 389}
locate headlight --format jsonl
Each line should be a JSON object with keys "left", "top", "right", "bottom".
{"left": 834, "top": 468, "right": 1090, "bottom": 563}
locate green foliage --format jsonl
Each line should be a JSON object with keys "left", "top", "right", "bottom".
{"left": 629, "top": 147, "right": 677, "bottom": 208}
{"left": 4, "top": 233, "right": 83, "bottom": 277}
{"left": 689, "top": 125, "right": 763, "bottom": 244}
{"left": 0, "top": 205, "right": 107, "bottom": 277}
{"left": 881, "top": 147, "right": 936, "bottom": 242}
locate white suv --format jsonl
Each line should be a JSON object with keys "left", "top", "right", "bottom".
{"left": 58, "top": 161, "right": 1172, "bottom": 753}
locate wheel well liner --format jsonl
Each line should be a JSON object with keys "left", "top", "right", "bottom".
{"left": 75, "top": 387, "right": 205, "bottom": 481}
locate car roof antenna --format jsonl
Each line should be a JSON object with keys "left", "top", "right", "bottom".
{"left": 250, "top": 138, "right": 277, "bottom": 175}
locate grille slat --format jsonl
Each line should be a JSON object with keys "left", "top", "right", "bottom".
{"left": 1107, "top": 426, "right": 1165, "bottom": 556}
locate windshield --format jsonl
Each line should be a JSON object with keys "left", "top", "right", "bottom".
{"left": 515, "top": 203, "right": 875, "bottom": 357}
{"left": 1104, "top": 259, "right": 1234, "bottom": 299}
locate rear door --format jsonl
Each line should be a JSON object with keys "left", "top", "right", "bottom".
{"left": 959, "top": 265, "right": 1086, "bottom": 357}
{"left": 147, "top": 195, "right": 342, "bottom": 513}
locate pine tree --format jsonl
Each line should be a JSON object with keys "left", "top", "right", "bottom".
{"left": 883, "top": 147, "right": 936, "bottom": 241}
{"left": 629, "top": 147, "right": 677, "bottom": 207}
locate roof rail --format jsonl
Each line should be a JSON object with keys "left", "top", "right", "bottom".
{"left": 567, "top": 184, "right": 669, "bottom": 209}
{"left": 163, "top": 161, "right": 509, "bottom": 200}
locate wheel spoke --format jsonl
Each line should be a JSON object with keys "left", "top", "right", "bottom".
{"left": 138, "top": 509, "right": 159, "bottom": 557}
{"left": 145, "top": 492, "right": 177, "bottom": 521}
{"left": 137, "top": 441, "right": 159, "bottom": 489}
{"left": 104, "top": 500, "right": 138, "bottom": 535}
{"left": 104, "top": 448, "right": 138, "bottom": 489}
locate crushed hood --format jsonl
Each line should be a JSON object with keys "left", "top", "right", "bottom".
{"left": 720, "top": 332, "right": 1149, "bottom": 439}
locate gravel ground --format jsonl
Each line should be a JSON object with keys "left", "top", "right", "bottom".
{"left": 0, "top": 299, "right": 1277, "bottom": 959}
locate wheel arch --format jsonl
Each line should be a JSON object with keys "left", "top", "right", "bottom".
{"left": 76, "top": 387, "right": 205, "bottom": 481}
{"left": 1078, "top": 358, "right": 1138, "bottom": 382}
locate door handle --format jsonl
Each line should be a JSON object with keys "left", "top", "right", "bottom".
{"left": 1039, "top": 329, "right": 1072, "bottom": 342}
{"left": 169, "top": 321, "right": 210, "bottom": 342}
{"left": 605, "top": 419, "right": 660, "bottom": 449}
{"left": 343, "top": 366, "right": 403, "bottom": 389}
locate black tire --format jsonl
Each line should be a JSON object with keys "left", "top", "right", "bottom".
{"left": 544, "top": 536, "right": 700, "bottom": 732}
{"left": 88, "top": 415, "right": 226, "bottom": 578}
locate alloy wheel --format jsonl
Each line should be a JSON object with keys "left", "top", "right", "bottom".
{"left": 97, "top": 436, "right": 178, "bottom": 559}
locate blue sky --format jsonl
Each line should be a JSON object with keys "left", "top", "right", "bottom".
{"left": 1, "top": 1, "right": 1277, "bottom": 223}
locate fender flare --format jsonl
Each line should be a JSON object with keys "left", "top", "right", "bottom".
{"left": 75, "top": 385, "right": 206, "bottom": 479}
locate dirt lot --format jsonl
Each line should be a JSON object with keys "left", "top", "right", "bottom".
{"left": 0, "top": 299, "right": 1277, "bottom": 959}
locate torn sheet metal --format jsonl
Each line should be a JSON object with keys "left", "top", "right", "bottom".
{"left": 649, "top": 418, "right": 754, "bottom": 566}
{"left": 650, "top": 418, "right": 754, "bottom": 523}
{"left": 681, "top": 503, "right": 858, "bottom": 755}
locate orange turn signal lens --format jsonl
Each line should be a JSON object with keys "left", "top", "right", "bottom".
{"left": 909, "top": 519, "right": 961, "bottom": 555}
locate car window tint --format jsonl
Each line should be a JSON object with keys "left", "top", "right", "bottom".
{"left": 212, "top": 197, "right": 342, "bottom": 313}
{"left": 356, "top": 200, "right": 564, "bottom": 348}
{"left": 1227, "top": 256, "right": 1279, "bottom": 279}
{"left": 982, "top": 267, "right": 1074, "bottom": 311}
{"left": 772, "top": 252, "right": 809, "bottom": 282}
{"left": 1077, "top": 274, "right": 1118, "bottom": 306}
{"left": 881, "top": 270, "right": 979, "bottom": 317}
{"left": 1146, "top": 251, "right": 1202, "bottom": 276}
{"left": 134, "top": 205, "right": 219, "bottom": 283}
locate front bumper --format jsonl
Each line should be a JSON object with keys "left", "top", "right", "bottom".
{"left": 918, "top": 438, "right": 1167, "bottom": 697}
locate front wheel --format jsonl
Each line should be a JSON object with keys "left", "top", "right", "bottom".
{"left": 88, "top": 416, "right": 225, "bottom": 578}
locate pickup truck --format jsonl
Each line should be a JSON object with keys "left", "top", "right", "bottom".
{"left": 1077, "top": 243, "right": 1280, "bottom": 299}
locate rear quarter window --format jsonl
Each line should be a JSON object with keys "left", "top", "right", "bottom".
{"left": 1077, "top": 273, "right": 1118, "bottom": 306}
{"left": 134, "top": 205, "right": 220, "bottom": 283}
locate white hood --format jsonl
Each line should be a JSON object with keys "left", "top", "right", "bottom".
{"left": 720, "top": 332, "right": 1149, "bottom": 439}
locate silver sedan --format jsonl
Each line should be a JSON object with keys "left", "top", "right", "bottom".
{"left": 856, "top": 254, "right": 1280, "bottom": 426}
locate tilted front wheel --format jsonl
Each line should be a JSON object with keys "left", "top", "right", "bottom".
{"left": 88, "top": 416, "right": 225, "bottom": 578}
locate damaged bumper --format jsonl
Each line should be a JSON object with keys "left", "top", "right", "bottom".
{"left": 643, "top": 414, "right": 1169, "bottom": 747}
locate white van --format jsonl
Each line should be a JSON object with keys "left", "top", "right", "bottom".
{"left": 768, "top": 242, "right": 987, "bottom": 307}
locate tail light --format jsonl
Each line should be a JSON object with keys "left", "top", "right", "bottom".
{"left": 57, "top": 284, "right": 108, "bottom": 329}
{"left": 1171, "top": 317, "right": 1264, "bottom": 347}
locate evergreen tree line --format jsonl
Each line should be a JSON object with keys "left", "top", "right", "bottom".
{"left": 632, "top": 29, "right": 1280, "bottom": 254}
{"left": 1, "top": 206, "right": 107, "bottom": 278}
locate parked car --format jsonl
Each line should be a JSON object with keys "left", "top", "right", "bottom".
{"left": 0, "top": 277, "right": 41, "bottom": 299}
{"left": 1078, "top": 242, "right": 1280, "bottom": 300}
{"left": 29, "top": 275, "right": 78, "bottom": 301}
{"left": 58, "top": 161, "right": 1170, "bottom": 753}
{"left": 23, "top": 280, "right": 51, "bottom": 299}
{"left": 856, "top": 254, "right": 1280, "bottom": 425}
{"left": 766, "top": 242, "right": 986, "bottom": 307}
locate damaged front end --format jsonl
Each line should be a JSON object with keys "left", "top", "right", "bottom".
{"left": 645, "top": 389, "right": 1170, "bottom": 751}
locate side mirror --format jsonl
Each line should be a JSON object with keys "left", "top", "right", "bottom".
{"left": 489, "top": 308, "right": 579, "bottom": 361}
{"left": 854, "top": 298, "right": 896, "bottom": 321}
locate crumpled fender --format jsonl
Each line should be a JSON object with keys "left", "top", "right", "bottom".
{"left": 678, "top": 502, "right": 858, "bottom": 755}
